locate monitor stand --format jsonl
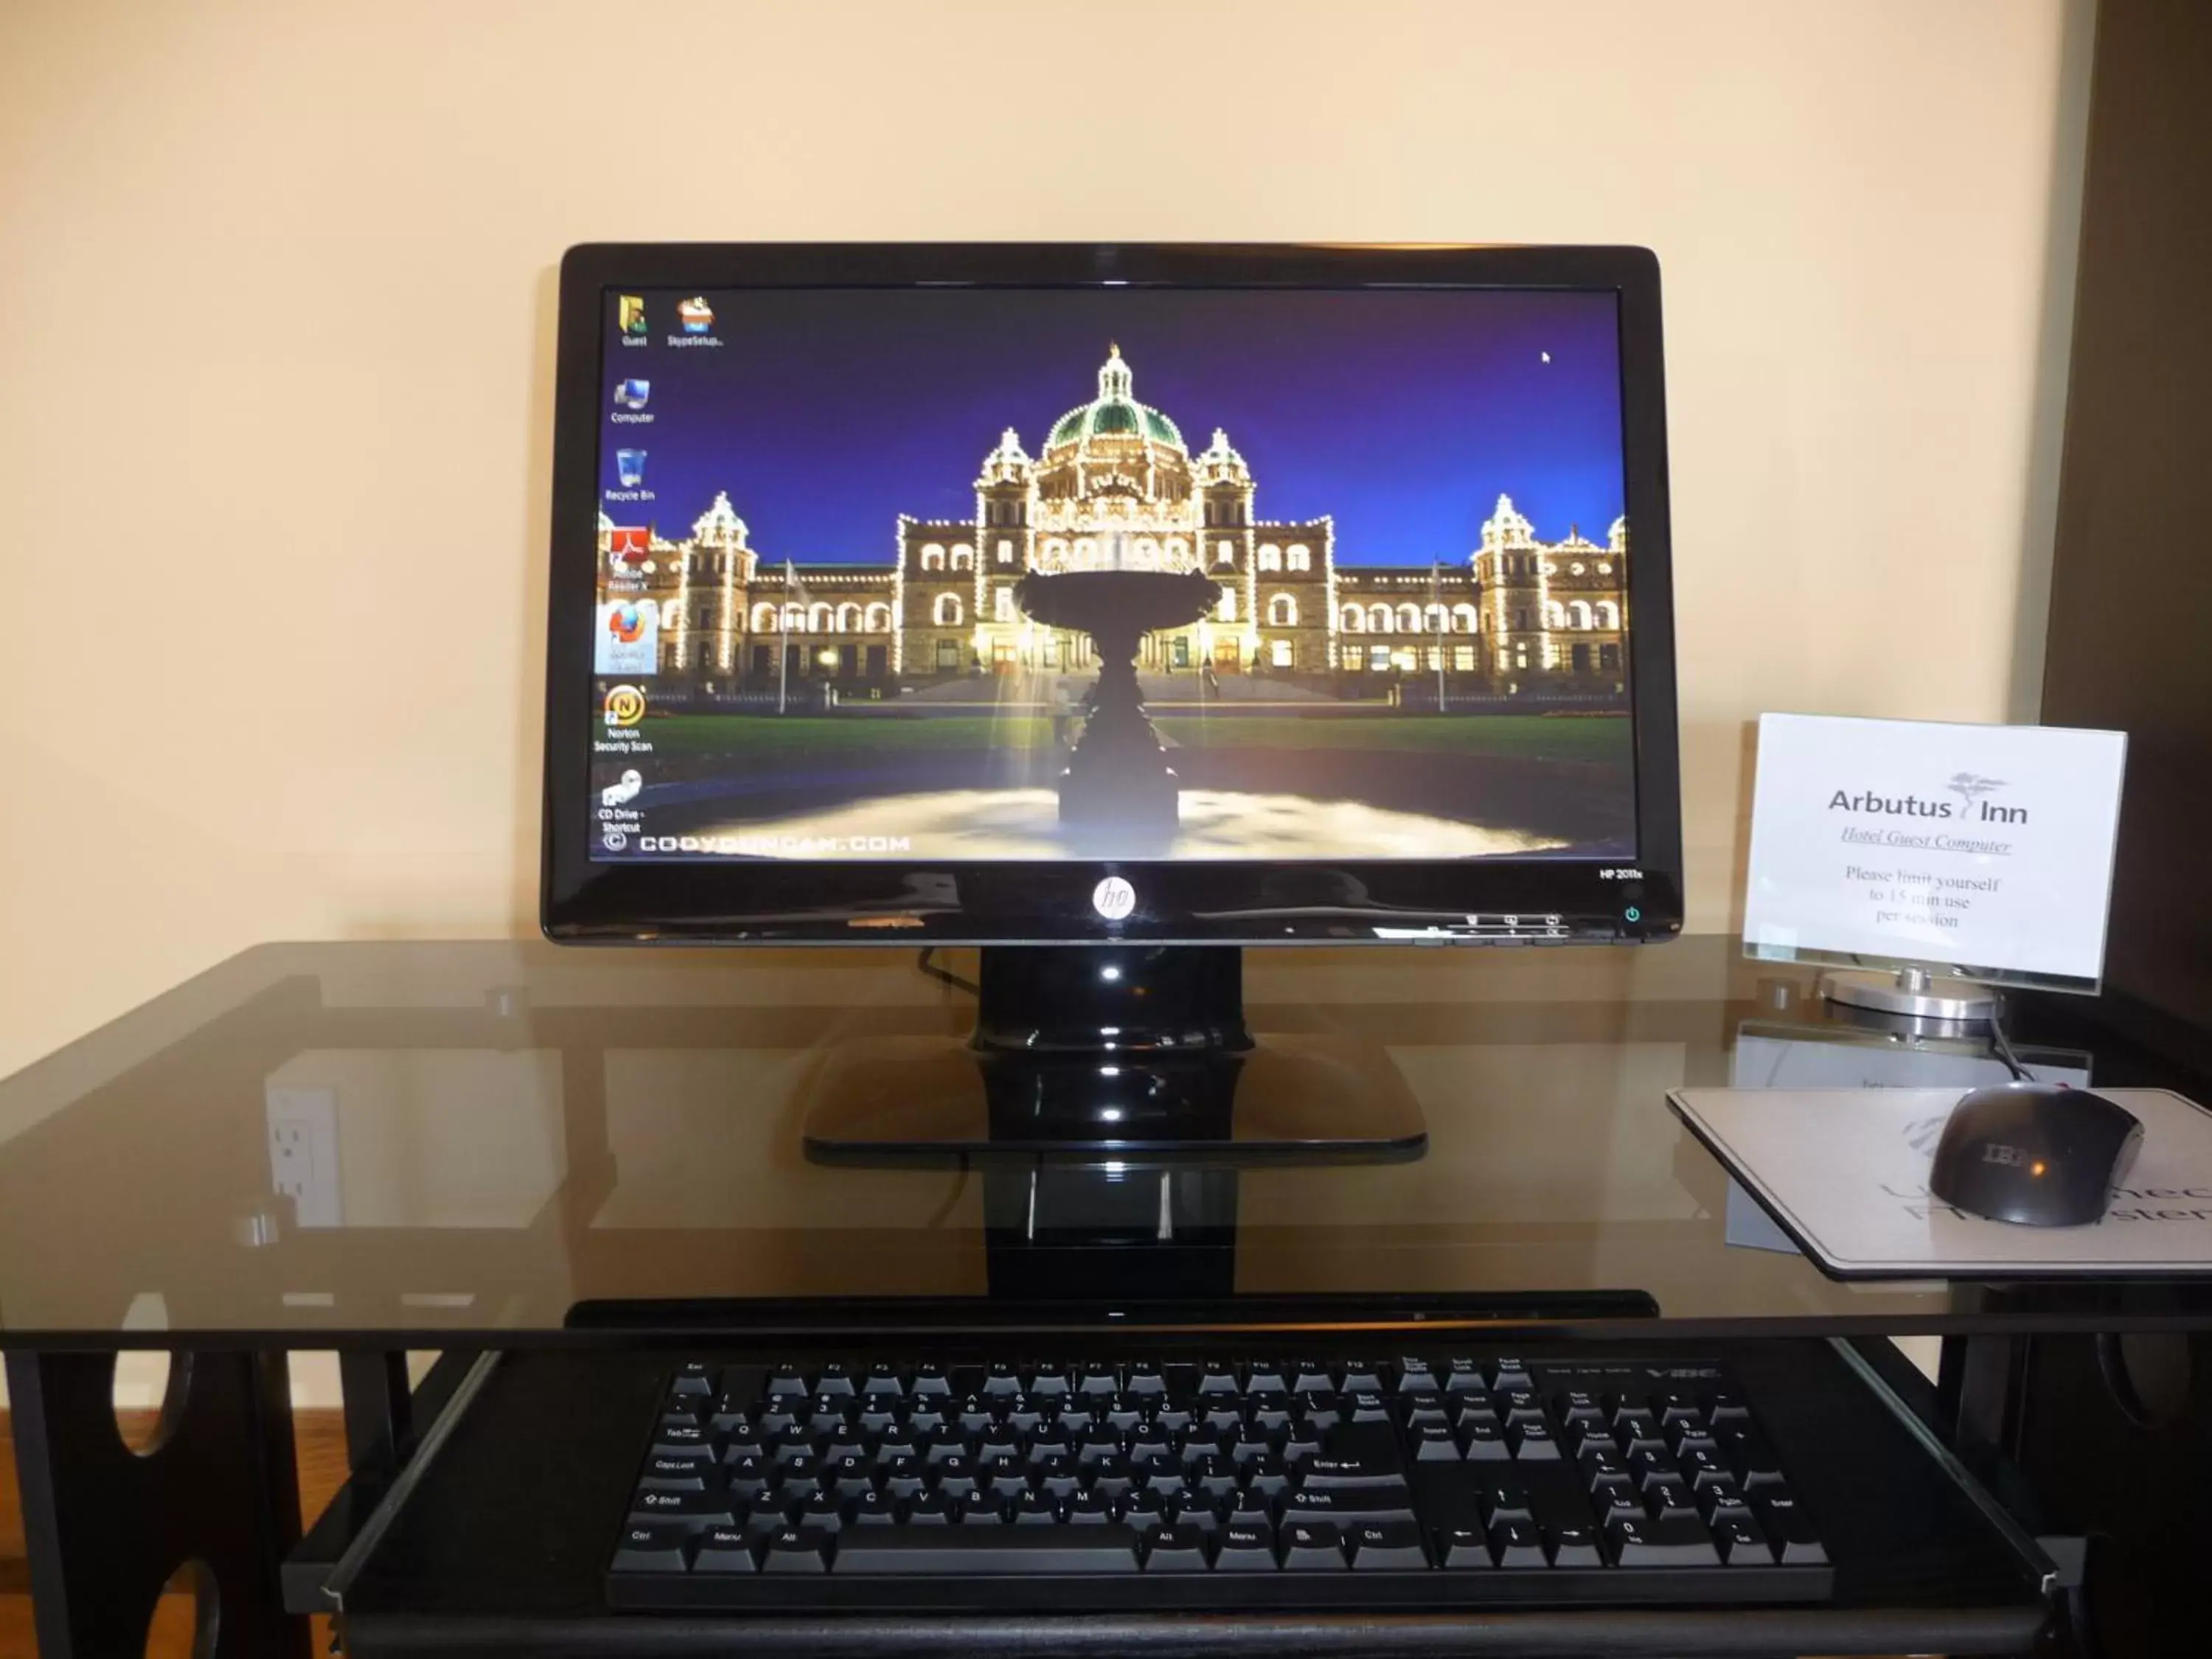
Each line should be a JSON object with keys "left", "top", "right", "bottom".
{"left": 799, "top": 945, "right": 1427, "bottom": 1163}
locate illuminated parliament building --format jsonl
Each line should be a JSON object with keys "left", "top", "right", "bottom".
{"left": 597, "top": 346, "right": 1629, "bottom": 695}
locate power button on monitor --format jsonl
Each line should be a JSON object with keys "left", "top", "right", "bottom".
{"left": 1624, "top": 906, "right": 1642, "bottom": 922}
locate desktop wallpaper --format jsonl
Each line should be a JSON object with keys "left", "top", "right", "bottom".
{"left": 588, "top": 287, "right": 1637, "bottom": 863}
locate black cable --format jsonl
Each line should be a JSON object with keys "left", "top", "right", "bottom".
{"left": 1987, "top": 1006, "right": 2035, "bottom": 1082}
{"left": 917, "top": 947, "right": 978, "bottom": 996}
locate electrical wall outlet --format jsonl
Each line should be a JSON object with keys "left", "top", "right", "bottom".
{"left": 265, "top": 1084, "right": 343, "bottom": 1228}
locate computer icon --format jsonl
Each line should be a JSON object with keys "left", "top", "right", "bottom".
{"left": 543, "top": 243, "right": 1683, "bottom": 1158}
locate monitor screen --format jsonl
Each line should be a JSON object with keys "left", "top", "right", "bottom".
{"left": 586, "top": 285, "right": 1638, "bottom": 868}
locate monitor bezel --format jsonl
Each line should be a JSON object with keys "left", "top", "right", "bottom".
{"left": 542, "top": 243, "right": 1683, "bottom": 945}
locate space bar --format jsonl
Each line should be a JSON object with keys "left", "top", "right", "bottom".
{"left": 836, "top": 1526, "right": 1144, "bottom": 1573}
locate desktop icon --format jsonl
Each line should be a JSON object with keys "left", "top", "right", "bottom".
{"left": 608, "top": 525, "right": 650, "bottom": 567}
{"left": 603, "top": 684, "right": 647, "bottom": 727}
{"left": 618, "top": 296, "right": 647, "bottom": 338}
{"left": 602, "top": 827, "right": 629, "bottom": 852}
{"left": 595, "top": 598, "right": 661, "bottom": 675}
{"left": 613, "top": 378, "right": 651, "bottom": 410}
{"left": 602, "top": 768, "right": 644, "bottom": 807}
{"left": 616, "top": 449, "right": 647, "bottom": 488}
{"left": 677, "top": 296, "right": 714, "bottom": 335}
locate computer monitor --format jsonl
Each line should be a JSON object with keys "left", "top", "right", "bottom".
{"left": 542, "top": 244, "right": 1682, "bottom": 1155}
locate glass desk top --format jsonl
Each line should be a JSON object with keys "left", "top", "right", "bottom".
{"left": 1, "top": 936, "right": 2205, "bottom": 1349}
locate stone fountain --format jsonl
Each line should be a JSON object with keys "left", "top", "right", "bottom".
{"left": 1013, "top": 562, "right": 1220, "bottom": 831}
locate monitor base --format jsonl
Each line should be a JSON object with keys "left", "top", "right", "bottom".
{"left": 801, "top": 945, "right": 1427, "bottom": 1165}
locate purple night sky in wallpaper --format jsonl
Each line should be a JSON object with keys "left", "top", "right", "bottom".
{"left": 599, "top": 288, "right": 1626, "bottom": 561}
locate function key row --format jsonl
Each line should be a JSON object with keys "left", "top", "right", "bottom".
{"left": 675, "top": 1357, "right": 1548, "bottom": 1403}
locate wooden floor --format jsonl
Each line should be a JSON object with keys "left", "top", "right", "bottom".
{"left": 0, "top": 1409, "right": 348, "bottom": 1658}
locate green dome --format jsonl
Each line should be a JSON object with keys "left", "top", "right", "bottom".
{"left": 1043, "top": 346, "right": 1187, "bottom": 454}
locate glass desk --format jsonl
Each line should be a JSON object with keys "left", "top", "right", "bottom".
{"left": 0, "top": 938, "right": 2204, "bottom": 1656}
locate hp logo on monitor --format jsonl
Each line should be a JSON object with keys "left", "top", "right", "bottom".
{"left": 1092, "top": 877, "right": 1136, "bottom": 921}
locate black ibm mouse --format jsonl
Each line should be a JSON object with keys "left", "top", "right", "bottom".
{"left": 1930, "top": 1082, "right": 2143, "bottom": 1227}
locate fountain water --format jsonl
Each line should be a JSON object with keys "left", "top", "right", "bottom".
{"left": 1012, "top": 557, "right": 1220, "bottom": 832}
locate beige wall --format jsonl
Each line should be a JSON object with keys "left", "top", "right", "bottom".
{"left": 0, "top": 0, "right": 2088, "bottom": 1081}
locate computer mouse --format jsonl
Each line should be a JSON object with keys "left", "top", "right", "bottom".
{"left": 1929, "top": 1082, "right": 2143, "bottom": 1227}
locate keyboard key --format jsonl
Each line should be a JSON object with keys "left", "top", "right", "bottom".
{"left": 1607, "top": 1513, "right": 1720, "bottom": 1567}
{"left": 1753, "top": 1493, "right": 1826, "bottom": 1562}
{"left": 1339, "top": 1362, "right": 1383, "bottom": 1394}
{"left": 1242, "top": 1453, "right": 1291, "bottom": 1498}
{"left": 1277, "top": 1486, "right": 1416, "bottom": 1527}
{"left": 1123, "top": 1488, "right": 1171, "bottom": 1527}
{"left": 692, "top": 1525, "right": 755, "bottom": 1573}
{"left": 1027, "top": 1363, "right": 1071, "bottom": 1396}
{"left": 838, "top": 1525, "right": 1144, "bottom": 1574}
{"left": 1699, "top": 1481, "right": 1750, "bottom": 1524}
{"left": 1280, "top": 1520, "right": 1348, "bottom": 1570}
{"left": 1729, "top": 1432, "right": 1787, "bottom": 1488}
{"left": 1705, "top": 1390, "right": 1751, "bottom": 1423}
{"left": 903, "top": 1491, "right": 954, "bottom": 1526}
{"left": 1345, "top": 1391, "right": 1391, "bottom": 1425}
{"left": 1551, "top": 1388, "right": 1604, "bottom": 1426}
{"left": 1436, "top": 1526, "right": 1492, "bottom": 1568}
{"left": 670, "top": 1361, "right": 715, "bottom": 1395}
{"left": 1655, "top": 1389, "right": 1703, "bottom": 1425}
{"left": 1713, "top": 1514, "right": 1770, "bottom": 1565}
{"left": 959, "top": 1492, "right": 1008, "bottom": 1526}
{"left": 1077, "top": 1361, "right": 1120, "bottom": 1396}
{"left": 1680, "top": 1446, "right": 1733, "bottom": 1489}
{"left": 911, "top": 1362, "right": 951, "bottom": 1396}
{"left": 639, "top": 1454, "right": 712, "bottom": 1491}
{"left": 1615, "top": 1411, "right": 1665, "bottom": 1453}
{"left": 1548, "top": 1524, "right": 1602, "bottom": 1567}
{"left": 1645, "top": 1478, "right": 1697, "bottom": 1515}
{"left": 760, "top": 1526, "right": 832, "bottom": 1572}
{"left": 1591, "top": 1484, "right": 1643, "bottom": 1520}
{"left": 1244, "top": 1362, "right": 1290, "bottom": 1394}
{"left": 814, "top": 1363, "right": 857, "bottom": 1397}
{"left": 1197, "top": 1362, "right": 1239, "bottom": 1394}
{"left": 629, "top": 1489, "right": 735, "bottom": 1530}
{"left": 1141, "top": 1521, "right": 1208, "bottom": 1571}
{"left": 765, "top": 1363, "right": 807, "bottom": 1399}
{"left": 1067, "top": 1491, "right": 1118, "bottom": 1526}
{"left": 1478, "top": 1481, "right": 1532, "bottom": 1525}
{"left": 1298, "top": 1422, "right": 1405, "bottom": 1485}
{"left": 1287, "top": 1360, "right": 1332, "bottom": 1394}
{"left": 1394, "top": 1358, "right": 1437, "bottom": 1393}
{"left": 1413, "top": 1424, "right": 1461, "bottom": 1461}
{"left": 1349, "top": 1520, "right": 1427, "bottom": 1569}
{"left": 1495, "top": 1388, "right": 1543, "bottom": 1426}
{"left": 653, "top": 1422, "right": 710, "bottom": 1456}
{"left": 1443, "top": 1358, "right": 1484, "bottom": 1393}
{"left": 612, "top": 1522, "right": 691, "bottom": 1573}
{"left": 1215, "top": 1521, "right": 1277, "bottom": 1570}
{"left": 1508, "top": 1422, "right": 1560, "bottom": 1461}
{"left": 1489, "top": 1520, "right": 1545, "bottom": 1567}
{"left": 1484, "top": 1359, "right": 1532, "bottom": 1391}
{"left": 1399, "top": 1389, "right": 1449, "bottom": 1428}
{"left": 1460, "top": 1420, "right": 1510, "bottom": 1461}
{"left": 863, "top": 1362, "right": 905, "bottom": 1398}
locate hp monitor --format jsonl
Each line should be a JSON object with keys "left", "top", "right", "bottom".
{"left": 542, "top": 244, "right": 1682, "bottom": 1155}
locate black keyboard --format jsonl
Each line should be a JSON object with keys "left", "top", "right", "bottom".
{"left": 608, "top": 1350, "right": 1832, "bottom": 1610}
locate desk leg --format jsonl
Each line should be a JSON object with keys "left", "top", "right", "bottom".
{"left": 5, "top": 1349, "right": 310, "bottom": 1659}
